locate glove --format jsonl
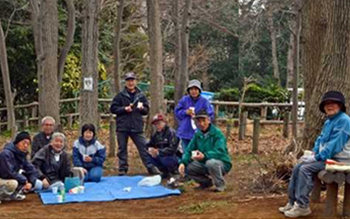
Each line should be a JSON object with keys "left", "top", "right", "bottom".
{"left": 299, "top": 155, "right": 316, "bottom": 164}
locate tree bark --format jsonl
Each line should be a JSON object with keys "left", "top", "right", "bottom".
{"left": 113, "top": 0, "right": 125, "bottom": 94}
{"left": 302, "top": 0, "right": 350, "bottom": 149}
{"left": 173, "top": 0, "right": 182, "bottom": 107}
{"left": 79, "top": 0, "right": 100, "bottom": 129}
{"left": 147, "top": 0, "right": 164, "bottom": 121}
{"left": 286, "top": 33, "right": 294, "bottom": 89}
{"left": 57, "top": 0, "right": 75, "bottom": 86}
{"left": 0, "top": 20, "right": 16, "bottom": 134}
{"left": 267, "top": 4, "right": 280, "bottom": 85}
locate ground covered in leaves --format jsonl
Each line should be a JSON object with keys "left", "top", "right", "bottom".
{"left": 0, "top": 123, "right": 341, "bottom": 218}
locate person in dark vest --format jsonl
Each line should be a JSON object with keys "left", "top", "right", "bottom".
{"left": 110, "top": 72, "right": 159, "bottom": 176}
{"left": 147, "top": 113, "right": 180, "bottom": 179}
{"left": 32, "top": 132, "right": 72, "bottom": 191}
{"left": 31, "top": 116, "right": 55, "bottom": 159}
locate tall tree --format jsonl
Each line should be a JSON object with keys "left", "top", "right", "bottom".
{"left": 79, "top": 0, "right": 100, "bottom": 128}
{"left": 173, "top": 0, "right": 182, "bottom": 106}
{"left": 302, "top": 0, "right": 350, "bottom": 149}
{"left": 146, "top": 0, "right": 164, "bottom": 119}
{"left": 0, "top": 20, "right": 16, "bottom": 137}
{"left": 112, "top": 0, "right": 125, "bottom": 94}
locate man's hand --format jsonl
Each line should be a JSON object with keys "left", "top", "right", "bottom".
{"left": 42, "top": 178, "right": 50, "bottom": 189}
{"left": 23, "top": 182, "right": 32, "bottom": 192}
{"left": 84, "top": 155, "right": 93, "bottom": 162}
{"left": 125, "top": 105, "right": 132, "bottom": 113}
{"left": 192, "top": 150, "right": 205, "bottom": 161}
{"left": 178, "top": 164, "right": 185, "bottom": 176}
{"left": 148, "top": 147, "right": 159, "bottom": 158}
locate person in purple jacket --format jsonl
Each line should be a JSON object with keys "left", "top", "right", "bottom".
{"left": 175, "top": 79, "right": 214, "bottom": 152}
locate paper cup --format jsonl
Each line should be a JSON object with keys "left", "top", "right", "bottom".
{"left": 57, "top": 195, "right": 63, "bottom": 203}
{"left": 52, "top": 187, "right": 58, "bottom": 194}
{"left": 191, "top": 151, "right": 197, "bottom": 157}
{"left": 79, "top": 186, "right": 85, "bottom": 194}
{"left": 137, "top": 102, "right": 143, "bottom": 108}
{"left": 304, "top": 150, "right": 313, "bottom": 156}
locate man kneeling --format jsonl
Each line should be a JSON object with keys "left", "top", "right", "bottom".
{"left": 279, "top": 91, "right": 350, "bottom": 218}
{"left": 178, "top": 109, "right": 232, "bottom": 192}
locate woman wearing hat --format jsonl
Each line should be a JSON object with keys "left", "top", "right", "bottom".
{"left": 279, "top": 91, "right": 350, "bottom": 218}
{"left": 72, "top": 124, "right": 106, "bottom": 182}
{"left": 175, "top": 79, "right": 214, "bottom": 152}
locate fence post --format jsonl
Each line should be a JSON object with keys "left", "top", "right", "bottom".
{"left": 252, "top": 118, "right": 260, "bottom": 154}
{"left": 283, "top": 111, "right": 290, "bottom": 138}
{"left": 109, "top": 114, "right": 116, "bottom": 157}
{"left": 239, "top": 111, "right": 248, "bottom": 140}
{"left": 214, "top": 104, "right": 219, "bottom": 125}
{"left": 67, "top": 114, "right": 73, "bottom": 129}
{"left": 260, "top": 102, "right": 268, "bottom": 120}
{"left": 23, "top": 115, "right": 29, "bottom": 128}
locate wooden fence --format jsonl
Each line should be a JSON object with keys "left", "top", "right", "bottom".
{"left": 0, "top": 98, "right": 304, "bottom": 131}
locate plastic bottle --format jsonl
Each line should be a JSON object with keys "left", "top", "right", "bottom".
{"left": 60, "top": 186, "right": 66, "bottom": 202}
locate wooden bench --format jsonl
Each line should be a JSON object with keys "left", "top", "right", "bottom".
{"left": 311, "top": 170, "right": 350, "bottom": 217}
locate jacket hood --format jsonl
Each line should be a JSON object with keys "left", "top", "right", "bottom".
{"left": 4, "top": 142, "right": 28, "bottom": 159}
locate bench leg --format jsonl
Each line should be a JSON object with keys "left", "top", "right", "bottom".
{"left": 311, "top": 177, "right": 322, "bottom": 203}
{"left": 343, "top": 183, "right": 350, "bottom": 217}
{"left": 325, "top": 183, "right": 338, "bottom": 217}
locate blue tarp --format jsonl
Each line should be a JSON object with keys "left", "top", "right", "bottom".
{"left": 39, "top": 176, "right": 181, "bottom": 205}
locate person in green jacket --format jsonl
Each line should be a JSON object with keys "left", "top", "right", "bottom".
{"left": 178, "top": 109, "right": 232, "bottom": 192}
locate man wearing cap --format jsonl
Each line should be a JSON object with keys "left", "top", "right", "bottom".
{"left": 175, "top": 79, "right": 214, "bottom": 152}
{"left": 147, "top": 113, "right": 180, "bottom": 179}
{"left": 178, "top": 109, "right": 232, "bottom": 192}
{"left": 110, "top": 72, "right": 159, "bottom": 175}
{"left": 279, "top": 91, "right": 350, "bottom": 218}
{"left": 0, "top": 132, "right": 45, "bottom": 202}
{"left": 31, "top": 116, "right": 56, "bottom": 159}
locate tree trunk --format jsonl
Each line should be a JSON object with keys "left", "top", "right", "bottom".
{"left": 57, "top": 0, "right": 76, "bottom": 86}
{"left": 286, "top": 33, "right": 294, "bottom": 89}
{"left": 0, "top": 20, "right": 16, "bottom": 134}
{"left": 79, "top": 0, "right": 100, "bottom": 129}
{"left": 30, "top": 0, "right": 60, "bottom": 125}
{"left": 173, "top": 0, "right": 182, "bottom": 107}
{"left": 113, "top": 0, "right": 125, "bottom": 94}
{"left": 267, "top": 4, "right": 280, "bottom": 85}
{"left": 147, "top": 0, "right": 164, "bottom": 122}
{"left": 302, "top": 0, "right": 350, "bottom": 149}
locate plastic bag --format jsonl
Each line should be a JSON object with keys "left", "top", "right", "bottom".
{"left": 137, "top": 175, "right": 161, "bottom": 187}
{"left": 64, "top": 177, "right": 81, "bottom": 192}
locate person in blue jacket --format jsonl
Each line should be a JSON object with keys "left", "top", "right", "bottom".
{"left": 175, "top": 79, "right": 214, "bottom": 152}
{"left": 279, "top": 91, "right": 350, "bottom": 218}
{"left": 73, "top": 124, "right": 106, "bottom": 182}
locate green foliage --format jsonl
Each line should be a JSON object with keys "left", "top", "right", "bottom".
{"left": 215, "top": 88, "right": 240, "bottom": 101}
{"left": 245, "top": 83, "right": 289, "bottom": 103}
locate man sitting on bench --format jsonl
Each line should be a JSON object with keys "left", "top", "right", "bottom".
{"left": 279, "top": 91, "right": 350, "bottom": 218}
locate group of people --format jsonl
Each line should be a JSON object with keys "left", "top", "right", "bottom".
{"left": 1, "top": 70, "right": 348, "bottom": 218}
{"left": 0, "top": 117, "right": 106, "bottom": 202}
{"left": 110, "top": 72, "right": 232, "bottom": 192}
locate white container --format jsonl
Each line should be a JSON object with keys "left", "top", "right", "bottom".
{"left": 191, "top": 151, "right": 198, "bottom": 158}
{"left": 57, "top": 195, "right": 63, "bottom": 203}
{"left": 137, "top": 102, "right": 143, "bottom": 108}
{"left": 304, "top": 150, "right": 313, "bottom": 156}
{"left": 137, "top": 175, "right": 161, "bottom": 187}
{"left": 52, "top": 187, "right": 58, "bottom": 194}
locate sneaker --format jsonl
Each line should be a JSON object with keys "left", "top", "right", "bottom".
{"left": 147, "top": 166, "right": 161, "bottom": 175}
{"left": 194, "top": 181, "right": 213, "bottom": 190}
{"left": 279, "top": 202, "right": 293, "bottom": 213}
{"left": 167, "top": 177, "right": 179, "bottom": 189}
{"left": 118, "top": 170, "right": 127, "bottom": 176}
{"left": 284, "top": 203, "right": 311, "bottom": 218}
{"left": 3, "top": 192, "right": 26, "bottom": 201}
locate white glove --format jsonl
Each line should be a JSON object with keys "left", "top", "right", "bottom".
{"left": 299, "top": 155, "right": 316, "bottom": 164}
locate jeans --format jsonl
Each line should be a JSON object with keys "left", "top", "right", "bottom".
{"left": 117, "top": 132, "right": 153, "bottom": 173}
{"left": 186, "top": 159, "right": 226, "bottom": 188}
{"left": 288, "top": 161, "right": 325, "bottom": 208}
{"left": 85, "top": 166, "right": 103, "bottom": 182}
{"left": 149, "top": 155, "right": 179, "bottom": 174}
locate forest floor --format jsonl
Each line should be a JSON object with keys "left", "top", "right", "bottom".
{"left": 0, "top": 123, "right": 341, "bottom": 218}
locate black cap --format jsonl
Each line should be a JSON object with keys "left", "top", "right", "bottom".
{"left": 125, "top": 72, "right": 136, "bottom": 81}
{"left": 14, "top": 131, "right": 31, "bottom": 145}
{"left": 319, "top": 91, "right": 346, "bottom": 113}
{"left": 194, "top": 109, "right": 210, "bottom": 119}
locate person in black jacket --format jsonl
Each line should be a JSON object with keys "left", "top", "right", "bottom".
{"left": 0, "top": 132, "right": 41, "bottom": 201}
{"left": 32, "top": 132, "right": 72, "bottom": 190}
{"left": 147, "top": 114, "right": 180, "bottom": 179}
{"left": 31, "top": 116, "right": 55, "bottom": 159}
{"left": 110, "top": 72, "right": 158, "bottom": 176}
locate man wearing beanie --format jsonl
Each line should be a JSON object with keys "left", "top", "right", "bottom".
{"left": 175, "top": 79, "right": 214, "bottom": 152}
{"left": 0, "top": 131, "right": 42, "bottom": 202}
{"left": 279, "top": 91, "right": 350, "bottom": 218}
